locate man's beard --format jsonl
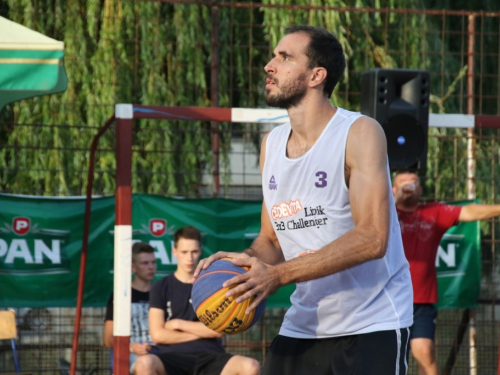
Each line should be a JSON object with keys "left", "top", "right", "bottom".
{"left": 266, "top": 73, "right": 307, "bottom": 109}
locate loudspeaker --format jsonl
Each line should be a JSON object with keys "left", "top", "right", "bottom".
{"left": 360, "top": 68, "right": 430, "bottom": 172}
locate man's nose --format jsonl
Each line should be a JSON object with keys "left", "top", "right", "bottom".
{"left": 264, "top": 59, "right": 275, "bottom": 73}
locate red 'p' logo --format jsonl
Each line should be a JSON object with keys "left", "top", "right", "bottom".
{"left": 13, "top": 217, "right": 30, "bottom": 235}
{"left": 149, "top": 219, "right": 166, "bottom": 237}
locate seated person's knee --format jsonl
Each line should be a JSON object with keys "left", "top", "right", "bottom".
{"left": 133, "top": 354, "right": 157, "bottom": 372}
{"left": 237, "top": 355, "right": 261, "bottom": 375}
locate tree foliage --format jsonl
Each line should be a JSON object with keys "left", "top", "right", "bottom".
{"left": 0, "top": 0, "right": 498, "bottom": 201}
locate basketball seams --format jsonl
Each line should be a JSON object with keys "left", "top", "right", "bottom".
{"left": 191, "top": 270, "right": 243, "bottom": 308}
{"left": 195, "top": 270, "right": 242, "bottom": 283}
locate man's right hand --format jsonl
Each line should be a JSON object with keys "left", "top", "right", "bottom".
{"left": 130, "top": 342, "right": 152, "bottom": 355}
{"left": 394, "top": 182, "right": 417, "bottom": 205}
{"left": 192, "top": 251, "right": 250, "bottom": 282}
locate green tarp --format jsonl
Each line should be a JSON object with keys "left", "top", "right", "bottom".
{"left": 0, "top": 16, "right": 67, "bottom": 111}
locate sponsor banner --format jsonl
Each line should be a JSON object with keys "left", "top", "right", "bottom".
{"left": 0, "top": 194, "right": 479, "bottom": 309}
{"left": 0, "top": 194, "right": 292, "bottom": 308}
{"left": 436, "top": 200, "right": 480, "bottom": 309}
{"left": 0, "top": 195, "right": 115, "bottom": 307}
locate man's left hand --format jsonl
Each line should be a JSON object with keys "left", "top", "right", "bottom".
{"left": 223, "top": 256, "right": 280, "bottom": 314}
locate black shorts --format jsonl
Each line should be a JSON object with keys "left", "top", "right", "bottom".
{"left": 262, "top": 329, "right": 410, "bottom": 375}
{"left": 410, "top": 303, "right": 438, "bottom": 340}
{"left": 154, "top": 351, "right": 233, "bottom": 375}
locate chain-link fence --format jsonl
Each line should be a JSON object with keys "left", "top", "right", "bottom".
{"left": 1, "top": 1, "right": 500, "bottom": 374}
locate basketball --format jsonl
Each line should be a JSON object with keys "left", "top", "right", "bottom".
{"left": 191, "top": 258, "right": 266, "bottom": 334}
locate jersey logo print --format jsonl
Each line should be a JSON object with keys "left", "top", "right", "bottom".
{"left": 269, "top": 175, "right": 278, "bottom": 190}
{"left": 271, "top": 199, "right": 303, "bottom": 220}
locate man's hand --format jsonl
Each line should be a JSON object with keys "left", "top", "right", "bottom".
{"left": 223, "top": 256, "right": 281, "bottom": 314}
{"left": 130, "top": 342, "right": 152, "bottom": 355}
{"left": 192, "top": 251, "right": 250, "bottom": 282}
{"left": 394, "top": 182, "right": 417, "bottom": 205}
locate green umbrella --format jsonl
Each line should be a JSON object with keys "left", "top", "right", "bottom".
{"left": 0, "top": 16, "right": 67, "bottom": 111}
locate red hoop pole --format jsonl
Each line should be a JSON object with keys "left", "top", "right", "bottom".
{"left": 70, "top": 115, "right": 115, "bottom": 375}
{"left": 113, "top": 104, "right": 133, "bottom": 375}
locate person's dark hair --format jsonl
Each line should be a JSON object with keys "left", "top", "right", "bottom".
{"left": 393, "top": 169, "right": 421, "bottom": 183}
{"left": 174, "top": 226, "right": 201, "bottom": 248}
{"left": 284, "top": 25, "right": 345, "bottom": 98}
{"left": 394, "top": 168, "right": 420, "bottom": 177}
{"left": 132, "top": 242, "right": 155, "bottom": 263}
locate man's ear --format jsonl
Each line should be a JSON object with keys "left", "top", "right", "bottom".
{"left": 309, "top": 67, "right": 327, "bottom": 89}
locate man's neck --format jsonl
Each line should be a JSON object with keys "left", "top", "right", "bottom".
{"left": 288, "top": 97, "right": 335, "bottom": 132}
{"left": 396, "top": 202, "right": 419, "bottom": 213}
{"left": 286, "top": 98, "right": 336, "bottom": 157}
{"left": 174, "top": 270, "right": 194, "bottom": 284}
{"left": 131, "top": 278, "right": 151, "bottom": 292}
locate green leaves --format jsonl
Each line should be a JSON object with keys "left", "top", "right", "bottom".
{"left": 0, "top": 1, "right": 498, "bottom": 202}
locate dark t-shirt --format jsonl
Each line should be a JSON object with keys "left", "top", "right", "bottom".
{"left": 149, "top": 274, "right": 224, "bottom": 354}
{"left": 105, "top": 288, "right": 152, "bottom": 344}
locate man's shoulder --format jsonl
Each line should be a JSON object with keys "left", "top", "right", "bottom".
{"left": 151, "top": 274, "right": 174, "bottom": 291}
{"left": 336, "top": 107, "right": 360, "bottom": 117}
{"left": 419, "top": 201, "right": 456, "bottom": 210}
{"left": 106, "top": 292, "right": 113, "bottom": 304}
{"left": 418, "top": 202, "right": 462, "bottom": 219}
{"left": 267, "top": 121, "right": 290, "bottom": 139}
{"left": 131, "top": 287, "right": 150, "bottom": 302}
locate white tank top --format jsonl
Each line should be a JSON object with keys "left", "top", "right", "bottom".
{"left": 262, "top": 107, "right": 413, "bottom": 338}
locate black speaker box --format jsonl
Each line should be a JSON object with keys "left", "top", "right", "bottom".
{"left": 360, "top": 68, "right": 430, "bottom": 172}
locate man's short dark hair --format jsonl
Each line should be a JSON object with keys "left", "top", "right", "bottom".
{"left": 285, "top": 25, "right": 345, "bottom": 98}
{"left": 393, "top": 169, "right": 420, "bottom": 177}
{"left": 174, "top": 226, "right": 201, "bottom": 248}
{"left": 132, "top": 242, "right": 155, "bottom": 263}
{"left": 393, "top": 169, "right": 421, "bottom": 183}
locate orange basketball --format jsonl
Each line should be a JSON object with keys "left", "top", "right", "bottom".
{"left": 191, "top": 258, "right": 266, "bottom": 334}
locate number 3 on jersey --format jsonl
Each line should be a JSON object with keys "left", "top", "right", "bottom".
{"left": 315, "top": 171, "right": 327, "bottom": 188}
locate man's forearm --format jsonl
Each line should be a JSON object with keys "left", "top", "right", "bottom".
{"left": 245, "top": 234, "right": 284, "bottom": 265}
{"left": 150, "top": 327, "right": 199, "bottom": 345}
{"left": 169, "top": 319, "right": 221, "bottom": 339}
{"left": 274, "top": 224, "right": 387, "bottom": 285}
{"left": 460, "top": 204, "right": 500, "bottom": 222}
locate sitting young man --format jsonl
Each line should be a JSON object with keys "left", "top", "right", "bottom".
{"left": 134, "top": 226, "right": 260, "bottom": 375}
{"left": 104, "top": 241, "right": 158, "bottom": 373}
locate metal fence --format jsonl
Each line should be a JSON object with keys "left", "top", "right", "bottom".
{"left": 1, "top": 1, "right": 500, "bottom": 374}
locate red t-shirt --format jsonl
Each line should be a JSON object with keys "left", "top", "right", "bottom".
{"left": 396, "top": 203, "right": 462, "bottom": 304}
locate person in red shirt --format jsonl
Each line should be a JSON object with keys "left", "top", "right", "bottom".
{"left": 393, "top": 170, "right": 500, "bottom": 375}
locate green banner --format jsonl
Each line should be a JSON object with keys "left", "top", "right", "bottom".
{"left": 0, "top": 194, "right": 478, "bottom": 309}
{"left": 436, "top": 200, "right": 480, "bottom": 309}
{"left": 0, "top": 194, "right": 293, "bottom": 308}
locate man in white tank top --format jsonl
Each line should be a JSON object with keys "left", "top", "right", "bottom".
{"left": 195, "top": 25, "right": 413, "bottom": 375}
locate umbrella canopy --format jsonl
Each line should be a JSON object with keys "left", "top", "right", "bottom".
{"left": 0, "top": 16, "right": 67, "bottom": 111}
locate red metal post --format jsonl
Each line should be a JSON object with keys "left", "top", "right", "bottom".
{"left": 114, "top": 104, "right": 133, "bottom": 375}
{"left": 70, "top": 115, "right": 116, "bottom": 375}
